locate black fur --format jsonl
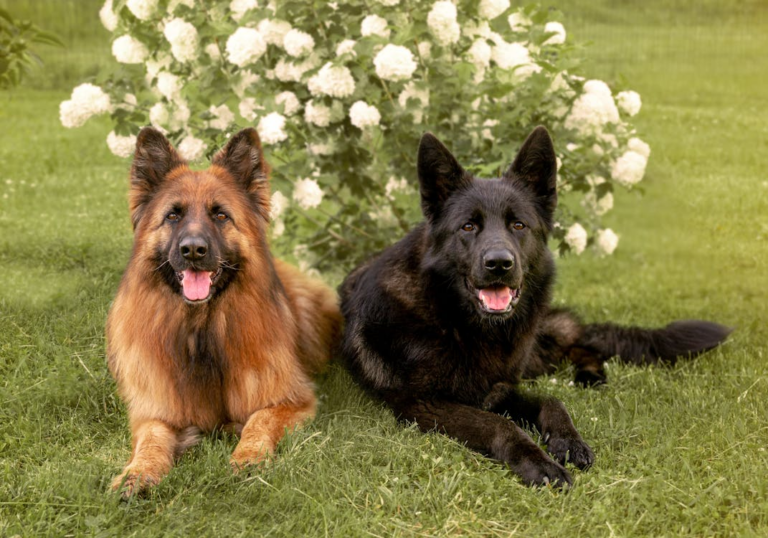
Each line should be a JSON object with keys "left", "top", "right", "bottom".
{"left": 339, "top": 127, "right": 731, "bottom": 487}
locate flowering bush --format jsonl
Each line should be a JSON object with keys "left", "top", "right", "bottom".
{"left": 63, "top": 0, "right": 651, "bottom": 272}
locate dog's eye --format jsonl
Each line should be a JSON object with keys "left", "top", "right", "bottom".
{"left": 512, "top": 221, "right": 526, "bottom": 230}
{"left": 215, "top": 212, "right": 229, "bottom": 222}
{"left": 166, "top": 212, "right": 180, "bottom": 222}
{"left": 461, "top": 223, "right": 475, "bottom": 232}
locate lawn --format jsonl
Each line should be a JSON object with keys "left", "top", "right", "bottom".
{"left": 1, "top": 1, "right": 767, "bottom": 536}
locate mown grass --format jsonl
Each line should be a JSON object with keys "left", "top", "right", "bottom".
{"left": 1, "top": 1, "right": 767, "bottom": 536}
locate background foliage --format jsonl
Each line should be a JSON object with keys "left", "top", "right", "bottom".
{"left": 64, "top": 0, "right": 648, "bottom": 272}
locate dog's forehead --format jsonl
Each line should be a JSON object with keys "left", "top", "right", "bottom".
{"left": 161, "top": 168, "right": 238, "bottom": 200}
{"left": 448, "top": 178, "right": 536, "bottom": 220}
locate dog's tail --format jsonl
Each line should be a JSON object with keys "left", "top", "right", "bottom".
{"left": 572, "top": 319, "right": 732, "bottom": 385}
{"left": 532, "top": 310, "right": 733, "bottom": 386}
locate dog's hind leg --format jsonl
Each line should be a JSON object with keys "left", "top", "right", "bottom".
{"left": 482, "top": 382, "right": 594, "bottom": 470}
{"left": 229, "top": 398, "right": 316, "bottom": 471}
{"left": 388, "top": 397, "right": 572, "bottom": 487}
{"left": 111, "top": 419, "right": 179, "bottom": 498}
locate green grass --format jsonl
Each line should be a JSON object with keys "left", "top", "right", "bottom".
{"left": 2, "top": 1, "right": 768, "bottom": 536}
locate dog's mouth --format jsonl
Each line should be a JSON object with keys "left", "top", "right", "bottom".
{"left": 472, "top": 283, "right": 522, "bottom": 314}
{"left": 175, "top": 267, "right": 223, "bottom": 304}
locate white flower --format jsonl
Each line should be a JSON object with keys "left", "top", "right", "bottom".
{"left": 272, "top": 218, "right": 285, "bottom": 237}
{"left": 336, "top": 39, "right": 357, "bottom": 57}
{"left": 207, "top": 104, "right": 234, "bottom": 131}
{"left": 293, "top": 178, "right": 324, "bottom": 209}
{"left": 232, "top": 70, "right": 260, "bottom": 98}
{"left": 157, "top": 71, "right": 182, "bottom": 100}
{"left": 482, "top": 119, "right": 498, "bottom": 141}
{"left": 349, "top": 101, "right": 381, "bottom": 129}
{"left": 59, "top": 83, "right": 112, "bottom": 128}
{"left": 99, "top": 0, "right": 118, "bottom": 31}
{"left": 163, "top": 18, "right": 199, "bottom": 63}
{"left": 126, "top": 0, "right": 158, "bottom": 21}
{"left": 238, "top": 97, "right": 262, "bottom": 121}
{"left": 376, "top": 0, "right": 400, "bottom": 5}
{"left": 257, "top": 112, "right": 288, "bottom": 145}
{"left": 177, "top": 135, "right": 207, "bottom": 161}
{"left": 226, "top": 27, "right": 267, "bottom": 67}
{"left": 149, "top": 101, "right": 190, "bottom": 131}
{"left": 398, "top": 82, "right": 429, "bottom": 123}
{"left": 385, "top": 176, "right": 409, "bottom": 199}
{"left": 479, "top": 0, "right": 510, "bottom": 20}
{"left": 508, "top": 11, "right": 531, "bottom": 31}
{"left": 112, "top": 35, "right": 149, "bottom": 64}
{"left": 616, "top": 90, "right": 642, "bottom": 116}
{"left": 564, "top": 79, "right": 620, "bottom": 135}
{"left": 467, "top": 39, "right": 492, "bottom": 69}
{"left": 276, "top": 91, "right": 301, "bottom": 116}
{"left": 307, "top": 63, "right": 356, "bottom": 98}
{"left": 149, "top": 102, "right": 169, "bottom": 129}
{"left": 229, "top": 0, "right": 258, "bottom": 21}
{"left": 611, "top": 151, "right": 647, "bottom": 186}
{"left": 583, "top": 190, "right": 613, "bottom": 216}
{"left": 106, "top": 131, "right": 136, "bottom": 158}
{"left": 463, "top": 20, "right": 492, "bottom": 39}
{"left": 270, "top": 190, "right": 289, "bottom": 220}
{"left": 205, "top": 43, "right": 221, "bottom": 60}
{"left": 257, "top": 19, "right": 292, "bottom": 46}
{"left": 491, "top": 39, "right": 540, "bottom": 77}
{"left": 600, "top": 133, "right": 619, "bottom": 148}
{"left": 596, "top": 228, "right": 619, "bottom": 255}
{"left": 374, "top": 44, "right": 417, "bottom": 82}
{"left": 418, "top": 42, "right": 432, "bottom": 59}
{"left": 543, "top": 22, "right": 566, "bottom": 45}
{"left": 283, "top": 29, "right": 314, "bottom": 57}
{"left": 145, "top": 54, "right": 172, "bottom": 82}
{"left": 274, "top": 55, "right": 321, "bottom": 82}
{"left": 361, "top": 15, "right": 390, "bottom": 39}
{"left": 308, "top": 142, "right": 336, "bottom": 156}
{"left": 304, "top": 100, "right": 332, "bottom": 127}
{"left": 565, "top": 223, "right": 588, "bottom": 254}
{"left": 628, "top": 137, "right": 651, "bottom": 158}
{"left": 427, "top": 1, "right": 460, "bottom": 46}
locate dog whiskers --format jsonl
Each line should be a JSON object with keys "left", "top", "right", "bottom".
{"left": 217, "top": 258, "right": 239, "bottom": 271}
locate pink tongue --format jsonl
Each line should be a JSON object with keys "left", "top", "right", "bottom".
{"left": 479, "top": 287, "right": 512, "bottom": 311}
{"left": 182, "top": 270, "right": 213, "bottom": 301}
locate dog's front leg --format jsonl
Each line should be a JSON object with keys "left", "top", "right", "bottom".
{"left": 230, "top": 398, "right": 316, "bottom": 471}
{"left": 390, "top": 398, "right": 572, "bottom": 487}
{"left": 111, "top": 419, "right": 179, "bottom": 498}
{"left": 482, "top": 382, "right": 594, "bottom": 470}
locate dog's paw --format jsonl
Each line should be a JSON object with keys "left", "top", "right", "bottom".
{"left": 546, "top": 436, "right": 595, "bottom": 470}
{"left": 574, "top": 368, "right": 606, "bottom": 387}
{"left": 514, "top": 456, "right": 572, "bottom": 488}
{"left": 230, "top": 443, "right": 273, "bottom": 474}
{"left": 110, "top": 469, "right": 158, "bottom": 499}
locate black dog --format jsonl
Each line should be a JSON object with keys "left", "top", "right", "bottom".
{"left": 339, "top": 127, "right": 730, "bottom": 487}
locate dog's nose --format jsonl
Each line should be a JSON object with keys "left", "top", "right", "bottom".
{"left": 483, "top": 250, "right": 514, "bottom": 274}
{"left": 180, "top": 236, "right": 208, "bottom": 260}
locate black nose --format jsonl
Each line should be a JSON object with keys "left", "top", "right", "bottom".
{"left": 483, "top": 249, "right": 514, "bottom": 274}
{"left": 180, "top": 236, "right": 208, "bottom": 260}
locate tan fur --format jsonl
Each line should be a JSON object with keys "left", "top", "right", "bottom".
{"left": 107, "top": 128, "right": 341, "bottom": 497}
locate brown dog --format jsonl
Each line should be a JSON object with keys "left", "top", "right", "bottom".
{"left": 106, "top": 127, "right": 341, "bottom": 497}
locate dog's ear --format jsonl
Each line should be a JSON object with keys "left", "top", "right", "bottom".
{"left": 418, "top": 132, "right": 471, "bottom": 221}
{"left": 130, "top": 127, "right": 186, "bottom": 229}
{"left": 504, "top": 126, "right": 557, "bottom": 225}
{"left": 212, "top": 128, "right": 271, "bottom": 221}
